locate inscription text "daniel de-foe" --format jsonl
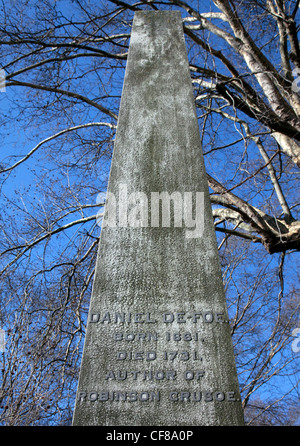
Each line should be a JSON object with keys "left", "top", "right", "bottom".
{"left": 89, "top": 311, "right": 228, "bottom": 324}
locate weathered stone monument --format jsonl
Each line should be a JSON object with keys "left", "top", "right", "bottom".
{"left": 72, "top": 11, "right": 244, "bottom": 426}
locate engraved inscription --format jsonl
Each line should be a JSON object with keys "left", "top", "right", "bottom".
{"left": 89, "top": 311, "right": 228, "bottom": 324}
{"left": 77, "top": 390, "right": 239, "bottom": 403}
{"left": 77, "top": 308, "right": 236, "bottom": 404}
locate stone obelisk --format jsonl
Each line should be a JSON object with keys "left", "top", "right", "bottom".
{"left": 72, "top": 11, "right": 244, "bottom": 426}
